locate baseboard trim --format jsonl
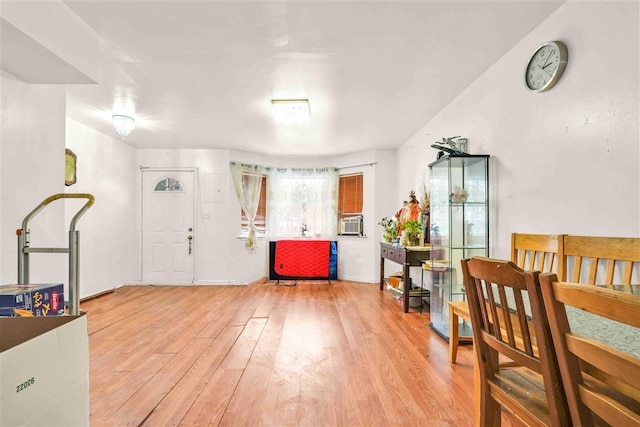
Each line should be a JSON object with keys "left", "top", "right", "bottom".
{"left": 338, "top": 275, "right": 378, "bottom": 283}
{"left": 193, "top": 280, "right": 242, "bottom": 286}
{"left": 80, "top": 288, "right": 115, "bottom": 302}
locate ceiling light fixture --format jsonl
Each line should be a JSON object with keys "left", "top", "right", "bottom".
{"left": 112, "top": 114, "right": 135, "bottom": 140}
{"left": 271, "top": 99, "right": 310, "bottom": 125}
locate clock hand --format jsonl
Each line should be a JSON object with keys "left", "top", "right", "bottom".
{"left": 542, "top": 62, "right": 554, "bottom": 70}
{"left": 541, "top": 50, "right": 554, "bottom": 68}
{"left": 537, "top": 64, "right": 552, "bottom": 76}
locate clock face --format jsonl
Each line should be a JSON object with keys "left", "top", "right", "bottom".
{"left": 525, "top": 41, "right": 568, "bottom": 92}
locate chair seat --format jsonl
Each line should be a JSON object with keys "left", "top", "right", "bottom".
{"left": 449, "top": 300, "right": 470, "bottom": 317}
{"left": 490, "top": 367, "right": 551, "bottom": 427}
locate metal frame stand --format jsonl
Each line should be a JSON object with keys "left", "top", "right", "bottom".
{"left": 16, "top": 193, "right": 95, "bottom": 315}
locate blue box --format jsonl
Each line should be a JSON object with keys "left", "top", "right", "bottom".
{"left": 0, "top": 284, "right": 65, "bottom": 317}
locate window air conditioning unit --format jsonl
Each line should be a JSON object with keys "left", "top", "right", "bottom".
{"left": 340, "top": 216, "right": 363, "bottom": 236}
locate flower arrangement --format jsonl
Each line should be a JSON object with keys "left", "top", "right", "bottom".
{"left": 378, "top": 217, "right": 398, "bottom": 243}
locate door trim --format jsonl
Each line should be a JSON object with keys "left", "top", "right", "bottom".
{"left": 140, "top": 167, "right": 198, "bottom": 284}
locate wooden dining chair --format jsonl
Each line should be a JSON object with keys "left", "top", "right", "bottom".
{"left": 540, "top": 273, "right": 640, "bottom": 426}
{"left": 461, "top": 257, "right": 570, "bottom": 426}
{"left": 560, "top": 235, "right": 640, "bottom": 292}
{"left": 449, "top": 233, "right": 563, "bottom": 364}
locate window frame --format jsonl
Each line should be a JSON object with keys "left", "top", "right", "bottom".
{"left": 238, "top": 171, "right": 365, "bottom": 237}
{"left": 337, "top": 172, "right": 364, "bottom": 236}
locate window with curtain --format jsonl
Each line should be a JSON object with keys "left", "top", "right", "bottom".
{"left": 230, "top": 162, "right": 264, "bottom": 250}
{"left": 266, "top": 167, "right": 339, "bottom": 239}
{"left": 240, "top": 175, "right": 267, "bottom": 235}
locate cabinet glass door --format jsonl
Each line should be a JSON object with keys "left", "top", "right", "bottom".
{"left": 429, "top": 155, "right": 489, "bottom": 342}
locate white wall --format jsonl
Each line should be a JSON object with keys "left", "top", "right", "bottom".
{"left": 397, "top": 1, "right": 640, "bottom": 265}
{"left": 0, "top": 75, "right": 138, "bottom": 299}
{"left": 65, "top": 119, "right": 137, "bottom": 298}
{"left": 9, "top": 1, "right": 636, "bottom": 293}
{"left": 136, "top": 149, "right": 263, "bottom": 285}
{"left": 0, "top": 71, "right": 67, "bottom": 286}
{"left": 333, "top": 149, "right": 399, "bottom": 283}
{"left": 0, "top": 0, "right": 110, "bottom": 301}
{"left": 332, "top": 151, "right": 376, "bottom": 282}
{"left": 136, "top": 148, "right": 395, "bottom": 284}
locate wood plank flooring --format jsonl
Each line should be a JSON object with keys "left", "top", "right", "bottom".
{"left": 82, "top": 280, "right": 521, "bottom": 426}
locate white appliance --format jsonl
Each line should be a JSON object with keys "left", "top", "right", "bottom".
{"left": 340, "top": 216, "right": 363, "bottom": 236}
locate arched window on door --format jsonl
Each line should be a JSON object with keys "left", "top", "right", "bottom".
{"left": 154, "top": 177, "right": 184, "bottom": 192}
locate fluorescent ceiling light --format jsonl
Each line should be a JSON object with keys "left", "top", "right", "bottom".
{"left": 271, "top": 99, "right": 310, "bottom": 125}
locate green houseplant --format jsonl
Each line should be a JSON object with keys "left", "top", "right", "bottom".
{"left": 402, "top": 219, "right": 422, "bottom": 246}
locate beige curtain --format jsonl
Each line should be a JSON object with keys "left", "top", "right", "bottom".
{"left": 230, "top": 162, "right": 264, "bottom": 250}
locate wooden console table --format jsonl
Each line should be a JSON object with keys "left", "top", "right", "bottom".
{"left": 380, "top": 242, "right": 431, "bottom": 313}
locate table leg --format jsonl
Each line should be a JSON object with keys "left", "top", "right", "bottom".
{"left": 449, "top": 309, "right": 459, "bottom": 363}
{"left": 403, "top": 263, "right": 410, "bottom": 313}
{"left": 380, "top": 256, "right": 384, "bottom": 291}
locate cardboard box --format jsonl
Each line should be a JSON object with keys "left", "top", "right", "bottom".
{"left": 0, "top": 284, "right": 64, "bottom": 317}
{"left": 0, "top": 314, "right": 89, "bottom": 426}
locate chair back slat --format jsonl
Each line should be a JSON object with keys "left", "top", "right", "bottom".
{"left": 482, "top": 279, "right": 499, "bottom": 338}
{"left": 526, "top": 252, "right": 535, "bottom": 270}
{"left": 572, "top": 256, "right": 584, "bottom": 283}
{"left": 540, "top": 274, "right": 640, "bottom": 426}
{"left": 462, "top": 257, "right": 570, "bottom": 426}
{"left": 511, "top": 233, "right": 563, "bottom": 274}
{"left": 605, "top": 259, "right": 616, "bottom": 285}
{"left": 588, "top": 260, "right": 598, "bottom": 285}
{"left": 477, "top": 285, "right": 491, "bottom": 334}
{"left": 622, "top": 261, "right": 633, "bottom": 285}
{"left": 513, "top": 290, "right": 534, "bottom": 355}
{"left": 497, "top": 286, "right": 515, "bottom": 347}
{"left": 562, "top": 236, "right": 640, "bottom": 288}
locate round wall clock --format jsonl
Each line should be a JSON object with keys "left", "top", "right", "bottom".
{"left": 524, "top": 41, "right": 568, "bottom": 92}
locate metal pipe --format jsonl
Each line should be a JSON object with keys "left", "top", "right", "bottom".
{"left": 21, "top": 193, "right": 95, "bottom": 231}
{"left": 16, "top": 193, "right": 94, "bottom": 312}
{"left": 17, "top": 230, "right": 26, "bottom": 284}
{"left": 69, "top": 230, "right": 80, "bottom": 315}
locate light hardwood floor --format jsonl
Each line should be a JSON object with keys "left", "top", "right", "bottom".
{"left": 83, "top": 280, "right": 521, "bottom": 426}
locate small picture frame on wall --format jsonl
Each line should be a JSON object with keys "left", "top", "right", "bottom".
{"left": 65, "top": 148, "right": 77, "bottom": 186}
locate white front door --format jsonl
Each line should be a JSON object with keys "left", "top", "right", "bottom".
{"left": 142, "top": 170, "right": 195, "bottom": 284}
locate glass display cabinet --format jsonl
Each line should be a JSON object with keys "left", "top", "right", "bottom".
{"left": 428, "top": 154, "right": 489, "bottom": 342}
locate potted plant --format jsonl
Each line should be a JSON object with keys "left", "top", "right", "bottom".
{"left": 378, "top": 217, "right": 398, "bottom": 243}
{"left": 402, "top": 219, "right": 422, "bottom": 246}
